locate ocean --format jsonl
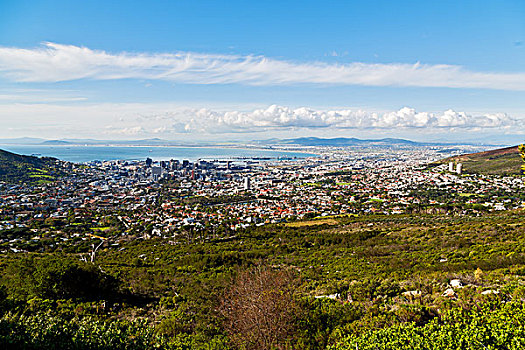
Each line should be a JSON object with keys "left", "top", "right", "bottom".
{"left": 0, "top": 144, "right": 316, "bottom": 163}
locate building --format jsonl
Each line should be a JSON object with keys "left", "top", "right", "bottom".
{"left": 151, "top": 166, "right": 162, "bottom": 181}
{"left": 456, "top": 163, "right": 463, "bottom": 175}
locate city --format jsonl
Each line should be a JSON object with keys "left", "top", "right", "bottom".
{"left": 1, "top": 1, "right": 525, "bottom": 349}
{"left": 2, "top": 145, "right": 523, "bottom": 254}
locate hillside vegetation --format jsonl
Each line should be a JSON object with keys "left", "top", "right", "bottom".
{"left": 0, "top": 149, "right": 65, "bottom": 183}
{"left": 1, "top": 211, "right": 525, "bottom": 349}
{"left": 437, "top": 146, "right": 522, "bottom": 175}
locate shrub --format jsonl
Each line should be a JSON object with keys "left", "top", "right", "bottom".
{"left": 219, "top": 266, "right": 300, "bottom": 350}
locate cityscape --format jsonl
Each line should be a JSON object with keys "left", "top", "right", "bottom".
{"left": 2, "top": 144, "right": 524, "bottom": 253}
{"left": 1, "top": 1, "right": 525, "bottom": 349}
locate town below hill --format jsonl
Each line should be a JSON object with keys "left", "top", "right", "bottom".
{"left": 0, "top": 143, "right": 524, "bottom": 349}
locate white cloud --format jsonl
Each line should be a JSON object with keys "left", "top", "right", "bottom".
{"left": 0, "top": 42, "right": 524, "bottom": 90}
{"left": 181, "top": 105, "right": 517, "bottom": 132}
{"left": 0, "top": 102, "right": 518, "bottom": 139}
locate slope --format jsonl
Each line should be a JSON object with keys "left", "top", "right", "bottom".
{"left": 0, "top": 149, "right": 65, "bottom": 183}
{"left": 438, "top": 145, "right": 522, "bottom": 175}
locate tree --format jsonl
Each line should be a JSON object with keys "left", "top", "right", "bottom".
{"left": 219, "top": 266, "right": 300, "bottom": 350}
{"left": 2, "top": 256, "right": 119, "bottom": 301}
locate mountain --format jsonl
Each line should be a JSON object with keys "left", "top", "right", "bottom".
{"left": 42, "top": 140, "right": 73, "bottom": 145}
{"left": 60, "top": 138, "right": 196, "bottom": 146}
{"left": 437, "top": 145, "right": 523, "bottom": 175}
{"left": 0, "top": 149, "right": 65, "bottom": 184}
{"left": 0, "top": 136, "right": 506, "bottom": 148}
{"left": 267, "top": 137, "right": 424, "bottom": 147}
{"left": 0, "top": 138, "right": 185, "bottom": 146}
{"left": 0, "top": 137, "right": 46, "bottom": 145}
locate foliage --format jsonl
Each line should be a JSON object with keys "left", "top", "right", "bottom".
{"left": 0, "top": 211, "right": 525, "bottom": 348}
{"left": 0, "top": 149, "right": 65, "bottom": 183}
{"left": 518, "top": 144, "right": 525, "bottom": 174}
{"left": 0, "top": 312, "right": 181, "bottom": 350}
{"left": 329, "top": 302, "right": 525, "bottom": 350}
{"left": 1, "top": 256, "right": 119, "bottom": 301}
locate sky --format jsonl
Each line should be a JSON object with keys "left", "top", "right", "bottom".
{"left": 0, "top": 0, "right": 524, "bottom": 144}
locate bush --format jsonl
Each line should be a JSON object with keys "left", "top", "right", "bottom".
{"left": 2, "top": 256, "right": 119, "bottom": 301}
{"left": 219, "top": 266, "right": 300, "bottom": 350}
{"left": 0, "top": 312, "right": 171, "bottom": 350}
{"left": 329, "top": 301, "right": 525, "bottom": 350}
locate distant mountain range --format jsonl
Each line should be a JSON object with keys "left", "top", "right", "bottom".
{"left": 264, "top": 137, "right": 424, "bottom": 147}
{"left": 0, "top": 137, "right": 48, "bottom": 145}
{"left": 0, "top": 136, "right": 505, "bottom": 147}
{"left": 0, "top": 137, "right": 193, "bottom": 146}
{"left": 42, "top": 140, "right": 72, "bottom": 145}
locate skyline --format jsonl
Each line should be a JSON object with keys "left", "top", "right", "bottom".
{"left": 1, "top": 1, "right": 524, "bottom": 144}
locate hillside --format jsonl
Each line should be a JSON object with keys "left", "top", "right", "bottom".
{"left": 0, "top": 149, "right": 65, "bottom": 183}
{"left": 1, "top": 211, "right": 525, "bottom": 349}
{"left": 438, "top": 145, "right": 523, "bottom": 175}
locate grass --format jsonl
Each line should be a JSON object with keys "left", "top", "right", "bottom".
{"left": 91, "top": 227, "right": 111, "bottom": 231}
{"left": 461, "top": 154, "right": 522, "bottom": 175}
{"left": 303, "top": 183, "right": 322, "bottom": 188}
{"left": 29, "top": 174, "right": 54, "bottom": 179}
{"left": 434, "top": 146, "right": 523, "bottom": 175}
{"left": 285, "top": 218, "right": 339, "bottom": 227}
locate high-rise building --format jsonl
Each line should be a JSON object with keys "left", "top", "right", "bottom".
{"left": 456, "top": 163, "right": 463, "bottom": 175}
{"left": 243, "top": 177, "right": 251, "bottom": 190}
{"left": 151, "top": 166, "right": 162, "bottom": 181}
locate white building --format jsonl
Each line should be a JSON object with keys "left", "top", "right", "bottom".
{"left": 243, "top": 177, "right": 251, "bottom": 190}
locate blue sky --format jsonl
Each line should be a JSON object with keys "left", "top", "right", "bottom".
{"left": 0, "top": 0, "right": 524, "bottom": 144}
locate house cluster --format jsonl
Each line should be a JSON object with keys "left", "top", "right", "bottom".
{"left": 1, "top": 145, "right": 523, "bottom": 250}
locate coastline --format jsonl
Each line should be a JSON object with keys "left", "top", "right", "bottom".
{"left": 0, "top": 143, "right": 319, "bottom": 163}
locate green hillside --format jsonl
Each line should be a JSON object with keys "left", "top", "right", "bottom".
{"left": 0, "top": 149, "right": 65, "bottom": 184}
{"left": 1, "top": 211, "right": 525, "bottom": 349}
{"left": 437, "top": 146, "right": 522, "bottom": 175}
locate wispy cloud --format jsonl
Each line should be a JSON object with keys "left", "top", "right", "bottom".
{"left": 0, "top": 42, "right": 525, "bottom": 90}
{"left": 0, "top": 94, "right": 86, "bottom": 103}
